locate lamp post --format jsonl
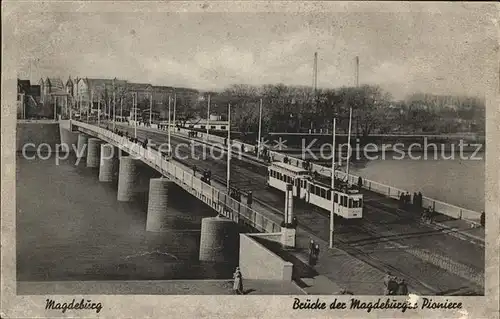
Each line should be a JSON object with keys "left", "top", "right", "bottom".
{"left": 206, "top": 94, "right": 210, "bottom": 137}
{"left": 226, "top": 103, "right": 231, "bottom": 191}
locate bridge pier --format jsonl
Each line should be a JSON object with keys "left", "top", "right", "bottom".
{"left": 76, "top": 133, "right": 88, "bottom": 158}
{"left": 146, "top": 178, "right": 174, "bottom": 232}
{"left": 117, "top": 156, "right": 138, "bottom": 202}
{"left": 99, "top": 144, "right": 118, "bottom": 182}
{"left": 86, "top": 138, "right": 102, "bottom": 168}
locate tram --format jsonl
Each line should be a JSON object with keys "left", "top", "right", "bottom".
{"left": 266, "top": 161, "right": 363, "bottom": 219}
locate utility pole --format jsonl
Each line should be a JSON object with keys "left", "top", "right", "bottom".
{"left": 90, "top": 91, "right": 93, "bottom": 122}
{"left": 330, "top": 118, "right": 336, "bottom": 249}
{"left": 346, "top": 107, "right": 353, "bottom": 183}
{"left": 173, "top": 93, "right": 177, "bottom": 131}
{"left": 134, "top": 92, "right": 137, "bottom": 138}
{"left": 120, "top": 96, "right": 123, "bottom": 121}
{"left": 98, "top": 99, "right": 101, "bottom": 126}
{"left": 226, "top": 103, "right": 231, "bottom": 192}
{"left": 355, "top": 56, "right": 359, "bottom": 88}
{"left": 257, "top": 98, "right": 263, "bottom": 158}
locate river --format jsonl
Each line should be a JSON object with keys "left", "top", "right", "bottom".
{"left": 16, "top": 152, "right": 235, "bottom": 281}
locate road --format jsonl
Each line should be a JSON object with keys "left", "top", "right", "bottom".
{"left": 111, "top": 123, "right": 484, "bottom": 295}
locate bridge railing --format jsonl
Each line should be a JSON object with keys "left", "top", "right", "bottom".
{"left": 75, "top": 121, "right": 281, "bottom": 234}
{"left": 115, "top": 121, "right": 482, "bottom": 224}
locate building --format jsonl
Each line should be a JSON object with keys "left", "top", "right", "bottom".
{"left": 74, "top": 77, "right": 128, "bottom": 114}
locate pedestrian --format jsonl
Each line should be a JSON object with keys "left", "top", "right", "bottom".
{"left": 233, "top": 267, "right": 243, "bottom": 295}
{"left": 283, "top": 156, "right": 289, "bottom": 164}
{"left": 413, "top": 192, "right": 418, "bottom": 210}
{"left": 313, "top": 244, "right": 320, "bottom": 265}
{"left": 480, "top": 211, "right": 485, "bottom": 227}
{"left": 291, "top": 216, "right": 298, "bottom": 229}
{"left": 308, "top": 240, "right": 315, "bottom": 265}
{"left": 358, "top": 176, "right": 363, "bottom": 189}
{"left": 193, "top": 165, "right": 197, "bottom": 177}
{"left": 247, "top": 191, "right": 253, "bottom": 208}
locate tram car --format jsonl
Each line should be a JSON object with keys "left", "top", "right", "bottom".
{"left": 266, "top": 161, "right": 363, "bottom": 219}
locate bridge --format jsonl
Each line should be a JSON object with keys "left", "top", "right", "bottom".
{"left": 60, "top": 119, "right": 485, "bottom": 295}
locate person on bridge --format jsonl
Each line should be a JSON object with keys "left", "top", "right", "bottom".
{"left": 418, "top": 192, "right": 423, "bottom": 209}
{"left": 357, "top": 176, "right": 363, "bottom": 189}
{"left": 308, "top": 240, "right": 315, "bottom": 265}
{"left": 291, "top": 216, "right": 298, "bottom": 229}
{"left": 283, "top": 156, "right": 289, "bottom": 164}
{"left": 396, "top": 278, "right": 408, "bottom": 295}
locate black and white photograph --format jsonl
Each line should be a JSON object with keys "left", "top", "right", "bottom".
{"left": 1, "top": 2, "right": 499, "bottom": 319}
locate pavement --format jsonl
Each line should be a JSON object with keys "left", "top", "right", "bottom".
{"left": 17, "top": 279, "right": 305, "bottom": 295}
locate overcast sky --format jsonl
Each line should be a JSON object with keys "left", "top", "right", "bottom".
{"left": 12, "top": 4, "right": 497, "bottom": 100}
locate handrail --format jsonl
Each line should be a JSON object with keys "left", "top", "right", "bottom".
{"left": 73, "top": 121, "right": 281, "bottom": 233}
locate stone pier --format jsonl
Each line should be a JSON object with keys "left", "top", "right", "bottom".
{"left": 76, "top": 133, "right": 88, "bottom": 158}
{"left": 117, "top": 156, "right": 138, "bottom": 202}
{"left": 146, "top": 178, "right": 174, "bottom": 232}
{"left": 99, "top": 144, "right": 118, "bottom": 182}
{"left": 86, "top": 138, "right": 102, "bottom": 168}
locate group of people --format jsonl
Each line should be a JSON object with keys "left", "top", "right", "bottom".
{"left": 188, "top": 131, "right": 199, "bottom": 138}
{"left": 308, "top": 239, "right": 320, "bottom": 266}
{"left": 384, "top": 272, "right": 409, "bottom": 295}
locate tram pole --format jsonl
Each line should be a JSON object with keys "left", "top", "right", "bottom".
{"left": 168, "top": 95, "right": 171, "bottom": 154}
{"left": 346, "top": 107, "right": 353, "bottom": 184}
{"left": 330, "top": 118, "right": 336, "bottom": 249}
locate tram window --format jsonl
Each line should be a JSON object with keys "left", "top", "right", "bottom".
{"left": 342, "top": 196, "right": 347, "bottom": 207}
{"left": 359, "top": 199, "right": 363, "bottom": 207}
{"left": 320, "top": 188, "right": 326, "bottom": 198}
{"left": 334, "top": 193, "right": 338, "bottom": 203}
{"left": 349, "top": 198, "right": 353, "bottom": 208}
{"left": 327, "top": 190, "right": 331, "bottom": 200}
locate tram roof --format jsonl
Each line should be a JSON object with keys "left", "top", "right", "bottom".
{"left": 270, "top": 161, "right": 309, "bottom": 173}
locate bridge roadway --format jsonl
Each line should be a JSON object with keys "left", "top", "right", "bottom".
{"left": 109, "top": 123, "right": 484, "bottom": 295}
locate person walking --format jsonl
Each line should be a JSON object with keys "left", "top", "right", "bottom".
{"left": 358, "top": 176, "right": 363, "bottom": 189}
{"left": 233, "top": 267, "right": 243, "bottom": 295}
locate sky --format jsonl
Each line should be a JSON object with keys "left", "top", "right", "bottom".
{"left": 11, "top": 3, "right": 498, "bottom": 100}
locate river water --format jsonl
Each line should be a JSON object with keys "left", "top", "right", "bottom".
{"left": 16, "top": 153, "right": 235, "bottom": 282}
